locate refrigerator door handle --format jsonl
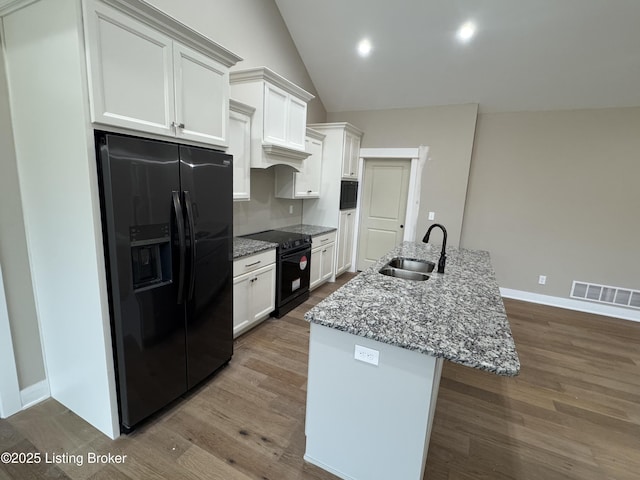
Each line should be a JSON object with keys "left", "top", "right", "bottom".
{"left": 172, "top": 191, "right": 187, "bottom": 304}
{"left": 184, "top": 190, "right": 197, "bottom": 301}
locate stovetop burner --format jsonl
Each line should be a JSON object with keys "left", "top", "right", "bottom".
{"left": 242, "top": 229, "right": 311, "bottom": 251}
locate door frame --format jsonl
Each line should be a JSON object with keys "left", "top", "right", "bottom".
{"left": 351, "top": 146, "right": 429, "bottom": 271}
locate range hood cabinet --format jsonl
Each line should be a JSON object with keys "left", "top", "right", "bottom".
{"left": 230, "top": 67, "right": 314, "bottom": 171}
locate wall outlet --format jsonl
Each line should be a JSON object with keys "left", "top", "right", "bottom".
{"left": 354, "top": 344, "right": 379, "bottom": 366}
{"left": 428, "top": 211, "right": 435, "bottom": 221}
{"left": 289, "top": 205, "right": 294, "bottom": 215}
{"left": 538, "top": 275, "right": 547, "bottom": 285}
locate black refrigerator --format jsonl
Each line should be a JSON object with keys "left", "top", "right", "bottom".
{"left": 95, "top": 131, "right": 233, "bottom": 432}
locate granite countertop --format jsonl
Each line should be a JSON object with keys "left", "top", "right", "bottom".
{"left": 233, "top": 237, "right": 277, "bottom": 259}
{"left": 304, "top": 241, "right": 520, "bottom": 376}
{"left": 276, "top": 224, "right": 337, "bottom": 237}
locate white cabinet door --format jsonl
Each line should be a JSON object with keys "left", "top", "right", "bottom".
{"left": 341, "top": 132, "right": 352, "bottom": 178}
{"left": 233, "top": 274, "right": 252, "bottom": 336}
{"left": 295, "top": 137, "right": 322, "bottom": 197}
{"left": 263, "top": 81, "right": 308, "bottom": 151}
{"left": 233, "top": 262, "right": 275, "bottom": 338}
{"left": 251, "top": 264, "right": 276, "bottom": 322}
{"left": 229, "top": 104, "right": 252, "bottom": 201}
{"left": 310, "top": 246, "right": 323, "bottom": 290}
{"left": 287, "top": 95, "right": 307, "bottom": 150}
{"left": 320, "top": 242, "right": 336, "bottom": 283}
{"left": 337, "top": 210, "right": 356, "bottom": 275}
{"left": 86, "top": 1, "right": 174, "bottom": 136}
{"left": 274, "top": 134, "right": 322, "bottom": 199}
{"left": 337, "top": 211, "right": 347, "bottom": 274}
{"left": 344, "top": 210, "right": 356, "bottom": 271}
{"left": 349, "top": 133, "right": 361, "bottom": 178}
{"left": 264, "top": 83, "right": 288, "bottom": 146}
{"left": 173, "top": 43, "right": 229, "bottom": 147}
{"left": 342, "top": 131, "right": 360, "bottom": 179}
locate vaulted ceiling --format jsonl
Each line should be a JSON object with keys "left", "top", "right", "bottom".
{"left": 275, "top": 0, "right": 640, "bottom": 113}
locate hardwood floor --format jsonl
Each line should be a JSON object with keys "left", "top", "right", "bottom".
{"left": 2, "top": 275, "right": 639, "bottom": 479}
{"left": 425, "top": 299, "right": 640, "bottom": 480}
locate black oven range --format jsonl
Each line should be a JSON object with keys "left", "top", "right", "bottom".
{"left": 241, "top": 230, "right": 312, "bottom": 318}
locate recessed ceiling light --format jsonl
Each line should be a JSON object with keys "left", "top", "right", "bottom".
{"left": 456, "top": 21, "right": 476, "bottom": 43}
{"left": 357, "top": 38, "right": 372, "bottom": 57}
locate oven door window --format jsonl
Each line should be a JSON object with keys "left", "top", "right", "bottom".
{"left": 279, "top": 248, "right": 311, "bottom": 304}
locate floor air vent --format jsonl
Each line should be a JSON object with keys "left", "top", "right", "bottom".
{"left": 571, "top": 281, "right": 640, "bottom": 310}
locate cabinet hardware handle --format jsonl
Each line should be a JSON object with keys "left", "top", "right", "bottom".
{"left": 245, "top": 260, "right": 261, "bottom": 267}
{"left": 172, "top": 122, "right": 185, "bottom": 129}
{"left": 307, "top": 190, "right": 312, "bottom": 193}
{"left": 322, "top": 249, "right": 327, "bottom": 253}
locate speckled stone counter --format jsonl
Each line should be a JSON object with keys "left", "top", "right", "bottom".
{"left": 304, "top": 241, "right": 520, "bottom": 376}
{"left": 276, "top": 224, "right": 337, "bottom": 237}
{"left": 232, "top": 237, "right": 277, "bottom": 259}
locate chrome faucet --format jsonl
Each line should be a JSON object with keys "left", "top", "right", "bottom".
{"left": 422, "top": 223, "right": 447, "bottom": 273}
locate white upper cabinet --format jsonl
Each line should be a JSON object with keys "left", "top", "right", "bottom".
{"left": 173, "top": 43, "right": 230, "bottom": 146}
{"left": 286, "top": 95, "right": 307, "bottom": 150}
{"left": 264, "top": 83, "right": 288, "bottom": 146}
{"left": 274, "top": 128, "right": 324, "bottom": 199}
{"left": 229, "top": 100, "right": 254, "bottom": 201}
{"left": 84, "top": 0, "right": 241, "bottom": 147}
{"left": 230, "top": 67, "right": 314, "bottom": 170}
{"left": 342, "top": 130, "right": 362, "bottom": 179}
{"left": 85, "top": 2, "right": 174, "bottom": 136}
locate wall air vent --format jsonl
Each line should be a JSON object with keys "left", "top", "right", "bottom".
{"left": 571, "top": 281, "right": 640, "bottom": 310}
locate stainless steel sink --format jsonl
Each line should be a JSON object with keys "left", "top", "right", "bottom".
{"left": 378, "top": 266, "right": 430, "bottom": 281}
{"left": 387, "top": 257, "right": 435, "bottom": 274}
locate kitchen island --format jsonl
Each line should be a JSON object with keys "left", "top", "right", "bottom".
{"left": 303, "top": 241, "right": 520, "bottom": 480}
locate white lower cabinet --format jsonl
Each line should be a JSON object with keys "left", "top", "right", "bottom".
{"left": 336, "top": 210, "right": 356, "bottom": 276}
{"left": 233, "top": 250, "right": 276, "bottom": 338}
{"left": 310, "top": 232, "right": 336, "bottom": 290}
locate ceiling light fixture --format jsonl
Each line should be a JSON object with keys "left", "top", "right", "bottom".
{"left": 456, "top": 21, "right": 476, "bottom": 43}
{"left": 357, "top": 38, "right": 372, "bottom": 57}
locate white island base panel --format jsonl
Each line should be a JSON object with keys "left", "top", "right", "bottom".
{"left": 304, "top": 323, "right": 444, "bottom": 480}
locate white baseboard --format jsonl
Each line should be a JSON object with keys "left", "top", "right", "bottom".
{"left": 500, "top": 288, "right": 640, "bottom": 323}
{"left": 20, "top": 379, "right": 50, "bottom": 410}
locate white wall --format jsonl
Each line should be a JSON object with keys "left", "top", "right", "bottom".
{"left": 0, "top": 20, "right": 46, "bottom": 392}
{"left": 462, "top": 107, "right": 640, "bottom": 300}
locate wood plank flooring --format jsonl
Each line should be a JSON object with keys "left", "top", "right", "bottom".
{"left": 2, "top": 274, "right": 639, "bottom": 479}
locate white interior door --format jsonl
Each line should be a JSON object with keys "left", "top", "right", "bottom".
{"left": 357, "top": 159, "right": 411, "bottom": 271}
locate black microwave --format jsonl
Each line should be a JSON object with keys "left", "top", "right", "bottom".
{"left": 340, "top": 180, "right": 358, "bottom": 210}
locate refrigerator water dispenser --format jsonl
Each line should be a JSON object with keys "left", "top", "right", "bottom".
{"left": 130, "top": 224, "right": 171, "bottom": 291}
